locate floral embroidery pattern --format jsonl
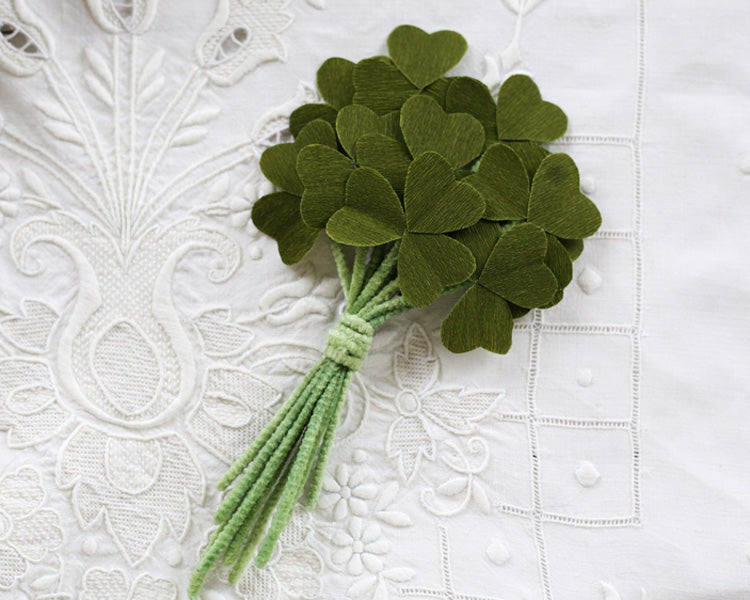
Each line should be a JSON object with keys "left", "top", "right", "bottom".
{"left": 0, "top": 466, "right": 62, "bottom": 590}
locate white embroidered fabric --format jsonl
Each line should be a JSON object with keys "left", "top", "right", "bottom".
{"left": 0, "top": 1, "right": 746, "bottom": 599}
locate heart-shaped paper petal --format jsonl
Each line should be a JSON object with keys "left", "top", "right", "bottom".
{"left": 501, "top": 141, "right": 550, "bottom": 179}
{"left": 259, "top": 119, "right": 337, "bottom": 196}
{"left": 464, "top": 143, "right": 529, "bottom": 220}
{"left": 387, "top": 25, "right": 467, "bottom": 89}
{"left": 356, "top": 134, "right": 412, "bottom": 194}
{"left": 540, "top": 233, "right": 573, "bottom": 308}
{"left": 404, "top": 152, "right": 484, "bottom": 234}
{"left": 451, "top": 220, "right": 509, "bottom": 280}
{"left": 479, "top": 223, "right": 558, "bottom": 308}
{"left": 559, "top": 237, "right": 584, "bottom": 260}
{"left": 336, "top": 105, "right": 400, "bottom": 157}
{"left": 527, "top": 153, "right": 601, "bottom": 239}
{"left": 398, "top": 232, "right": 475, "bottom": 307}
{"left": 252, "top": 192, "right": 318, "bottom": 264}
{"left": 353, "top": 57, "right": 418, "bottom": 115}
{"left": 446, "top": 77, "right": 497, "bottom": 143}
{"left": 326, "top": 168, "right": 405, "bottom": 246}
{"left": 317, "top": 57, "right": 356, "bottom": 109}
{"left": 289, "top": 103, "right": 338, "bottom": 137}
{"left": 441, "top": 284, "right": 513, "bottom": 354}
{"left": 298, "top": 144, "right": 355, "bottom": 228}
{"left": 496, "top": 75, "right": 567, "bottom": 142}
{"left": 420, "top": 77, "right": 453, "bottom": 108}
{"left": 401, "top": 95, "right": 484, "bottom": 168}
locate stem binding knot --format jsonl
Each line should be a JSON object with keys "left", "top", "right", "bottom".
{"left": 323, "top": 313, "right": 373, "bottom": 371}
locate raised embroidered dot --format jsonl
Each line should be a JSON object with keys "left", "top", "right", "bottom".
{"left": 740, "top": 155, "right": 750, "bottom": 174}
{"left": 486, "top": 538, "right": 510, "bottom": 565}
{"left": 576, "top": 368, "right": 593, "bottom": 387}
{"left": 249, "top": 246, "right": 263, "bottom": 260}
{"left": 580, "top": 176, "right": 596, "bottom": 194}
{"left": 165, "top": 543, "right": 182, "bottom": 566}
{"left": 577, "top": 266, "right": 602, "bottom": 294}
{"left": 352, "top": 449, "right": 367, "bottom": 463}
{"left": 575, "top": 461, "right": 600, "bottom": 487}
{"left": 82, "top": 537, "right": 97, "bottom": 555}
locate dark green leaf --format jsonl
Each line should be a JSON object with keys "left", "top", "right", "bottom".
{"left": 451, "top": 220, "right": 509, "bottom": 280}
{"left": 479, "top": 222, "right": 558, "bottom": 308}
{"left": 501, "top": 141, "right": 550, "bottom": 179}
{"left": 317, "top": 57, "right": 356, "bottom": 110}
{"left": 441, "top": 284, "right": 513, "bottom": 354}
{"left": 463, "top": 143, "right": 529, "bottom": 220}
{"left": 289, "top": 103, "right": 338, "bottom": 137}
{"left": 336, "top": 105, "right": 400, "bottom": 157}
{"left": 446, "top": 76, "right": 497, "bottom": 144}
{"left": 398, "top": 231, "right": 475, "bottom": 307}
{"left": 527, "top": 153, "right": 601, "bottom": 239}
{"left": 297, "top": 144, "right": 354, "bottom": 228}
{"left": 400, "top": 95, "right": 484, "bottom": 168}
{"left": 252, "top": 192, "right": 318, "bottom": 264}
{"left": 387, "top": 25, "right": 467, "bottom": 89}
{"left": 404, "top": 152, "right": 484, "bottom": 234}
{"left": 496, "top": 74, "right": 567, "bottom": 142}
{"left": 355, "top": 134, "right": 412, "bottom": 194}
{"left": 540, "top": 233, "right": 573, "bottom": 308}
{"left": 353, "top": 57, "right": 418, "bottom": 115}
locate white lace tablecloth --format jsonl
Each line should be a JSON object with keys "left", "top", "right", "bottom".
{"left": 0, "top": 1, "right": 747, "bottom": 599}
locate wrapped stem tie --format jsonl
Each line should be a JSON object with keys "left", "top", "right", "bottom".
{"left": 191, "top": 23, "right": 602, "bottom": 596}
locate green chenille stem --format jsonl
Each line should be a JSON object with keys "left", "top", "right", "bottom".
{"left": 214, "top": 365, "right": 325, "bottom": 523}
{"left": 305, "top": 370, "right": 352, "bottom": 507}
{"left": 349, "top": 241, "right": 401, "bottom": 314}
{"left": 348, "top": 247, "right": 369, "bottom": 304}
{"left": 362, "top": 244, "right": 388, "bottom": 284}
{"left": 363, "top": 277, "right": 401, "bottom": 312}
{"left": 255, "top": 368, "right": 345, "bottom": 567}
{"left": 329, "top": 240, "right": 352, "bottom": 301}
{"left": 216, "top": 364, "right": 321, "bottom": 491}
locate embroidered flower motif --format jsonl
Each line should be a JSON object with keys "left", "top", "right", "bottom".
{"left": 0, "top": 168, "right": 20, "bottom": 227}
{"left": 236, "top": 507, "right": 323, "bottom": 600}
{"left": 0, "top": 466, "right": 62, "bottom": 590}
{"left": 56, "top": 425, "right": 204, "bottom": 565}
{"left": 196, "top": 0, "right": 294, "bottom": 86}
{"left": 84, "top": 0, "right": 159, "bottom": 34}
{"left": 319, "top": 462, "right": 378, "bottom": 519}
{"left": 331, "top": 517, "right": 388, "bottom": 576}
{"left": 80, "top": 567, "right": 176, "bottom": 600}
{"left": 376, "top": 324, "right": 501, "bottom": 482}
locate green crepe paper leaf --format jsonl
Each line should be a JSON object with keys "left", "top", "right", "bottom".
{"left": 540, "top": 233, "right": 573, "bottom": 308}
{"left": 502, "top": 141, "right": 549, "bottom": 179}
{"left": 527, "top": 153, "right": 602, "bottom": 239}
{"left": 252, "top": 192, "right": 318, "bottom": 265}
{"left": 297, "top": 144, "right": 355, "bottom": 228}
{"left": 317, "top": 57, "right": 355, "bottom": 110}
{"left": 559, "top": 237, "right": 584, "bottom": 260}
{"left": 355, "top": 134, "right": 412, "bottom": 194}
{"left": 496, "top": 75, "right": 567, "bottom": 142}
{"left": 387, "top": 25, "right": 467, "bottom": 89}
{"left": 441, "top": 284, "right": 513, "bottom": 354}
{"left": 398, "top": 231, "right": 475, "bottom": 308}
{"left": 326, "top": 167, "right": 405, "bottom": 246}
{"left": 420, "top": 77, "right": 453, "bottom": 109}
{"left": 336, "top": 105, "right": 400, "bottom": 158}
{"left": 463, "top": 143, "right": 529, "bottom": 220}
{"left": 509, "top": 304, "right": 530, "bottom": 319}
{"left": 353, "top": 57, "right": 418, "bottom": 115}
{"left": 400, "top": 95, "right": 484, "bottom": 169}
{"left": 404, "top": 152, "right": 484, "bottom": 234}
{"left": 289, "top": 103, "right": 338, "bottom": 137}
{"left": 479, "top": 222, "right": 558, "bottom": 308}
{"left": 446, "top": 76, "right": 497, "bottom": 144}
{"left": 451, "top": 220, "right": 509, "bottom": 280}
{"left": 259, "top": 119, "right": 337, "bottom": 196}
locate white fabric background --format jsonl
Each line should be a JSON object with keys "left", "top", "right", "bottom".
{"left": 0, "top": 1, "right": 747, "bottom": 599}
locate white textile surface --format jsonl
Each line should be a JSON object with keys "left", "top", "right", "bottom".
{"left": 0, "top": 1, "right": 747, "bottom": 599}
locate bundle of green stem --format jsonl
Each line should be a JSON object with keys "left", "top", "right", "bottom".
{"left": 189, "top": 241, "right": 411, "bottom": 597}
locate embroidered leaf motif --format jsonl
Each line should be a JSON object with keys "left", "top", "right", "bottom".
{"left": 496, "top": 74, "right": 567, "bottom": 141}
{"left": 386, "top": 415, "right": 434, "bottom": 482}
{"left": 422, "top": 389, "right": 499, "bottom": 434}
{"left": 387, "top": 25, "right": 467, "bottom": 89}
{"left": 84, "top": 47, "right": 114, "bottom": 107}
{"left": 136, "top": 47, "right": 165, "bottom": 109}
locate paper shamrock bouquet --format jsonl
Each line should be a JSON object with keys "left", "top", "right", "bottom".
{"left": 190, "top": 24, "right": 600, "bottom": 594}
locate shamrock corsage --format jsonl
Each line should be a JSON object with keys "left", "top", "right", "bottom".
{"left": 190, "top": 24, "right": 600, "bottom": 595}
